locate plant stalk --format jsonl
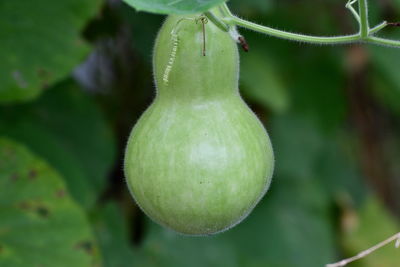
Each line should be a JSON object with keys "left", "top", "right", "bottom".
{"left": 206, "top": 2, "right": 400, "bottom": 48}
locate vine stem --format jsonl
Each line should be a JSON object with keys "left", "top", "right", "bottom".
{"left": 358, "top": 0, "right": 369, "bottom": 38}
{"left": 346, "top": 0, "right": 361, "bottom": 24}
{"left": 205, "top": 1, "right": 400, "bottom": 48}
{"left": 326, "top": 232, "right": 400, "bottom": 267}
{"left": 226, "top": 16, "right": 360, "bottom": 44}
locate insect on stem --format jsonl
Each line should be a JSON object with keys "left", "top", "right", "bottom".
{"left": 238, "top": 36, "right": 249, "bottom": 52}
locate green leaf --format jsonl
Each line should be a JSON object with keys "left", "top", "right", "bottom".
{"left": 270, "top": 115, "right": 325, "bottom": 180}
{"left": 0, "top": 79, "right": 116, "bottom": 209}
{"left": 287, "top": 48, "right": 347, "bottom": 131}
{"left": 226, "top": 178, "right": 335, "bottom": 267}
{"left": 240, "top": 49, "right": 289, "bottom": 113}
{"left": 92, "top": 202, "right": 144, "bottom": 267}
{"left": 369, "top": 44, "right": 400, "bottom": 115}
{"left": 0, "top": 137, "right": 100, "bottom": 267}
{"left": 0, "top": 0, "right": 101, "bottom": 103}
{"left": 122, "top": 0, "right": 226, "bottom": 15}
{"left": 370, "top": 45, "right": 400, "bottom": 93}
{"left": 229, "top": 0, "right": 274, "bottom": 17}
{"left": 341, "top": 197, "right": 400, "bottom": 266}
{"left": 139, "top": 222, "right": 237, "bottom": 267}
{"left": 271, "top": 114, "right": 367, "bottom": 204}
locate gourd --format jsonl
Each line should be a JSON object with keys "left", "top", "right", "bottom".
{"left": 124, "top": 12, "right": 274, "bottom": 236}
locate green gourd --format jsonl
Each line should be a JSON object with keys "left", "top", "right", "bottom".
{"left": 124, "top": 13, "right": 274, "bottom": 236}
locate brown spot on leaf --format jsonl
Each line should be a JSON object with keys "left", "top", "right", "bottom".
{"left": 2, "top": 147, "right": 15, "bottom": 159}
{"left": 18, "top": 202, "right": 50, "bottom": 218}
{"left": 56, "top": 189, "right": 66, "bottom": 198}
{"left": 18, "top": 201, "right": 31, "bottom": 210}
{"left": 37, "top": 68, "right": 49, "bottom": 78}
{"left": 11, "top": 174, "right": 19, "bottom": 181}
{"left": 74, "top": 39, "right": 85, "bottom": 47}
{"left": 28, "top": 169, "right": 37, "bottom": 180}
{"left": 37, "top": 68, "right": 51, "bottom": 88}
{"left": 36, "top": 206, "right": 49, "bottom": 218}
{"left": 75, "top": 241, "right": 94, "bottom": 255}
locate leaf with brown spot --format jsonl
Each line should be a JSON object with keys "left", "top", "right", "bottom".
{"left": 0, "top": 80, "right": 116, "bottom": 209}
{"left": 56, "top": 189, "right": 66, "bottom": 198}
{"left": 10, "top": 174, "right": 18, "bottom": 181}
{"left": 0, "top": 137, "right": 101, "bottom": 267}
{"left": 28, "top": 169, "right": 37, "bottom": 180}
{"left": 75, "top": 241, "right": 94, "bottom": 255}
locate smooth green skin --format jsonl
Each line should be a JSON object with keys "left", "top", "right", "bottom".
{"left": 124, "top": 14, "right": 274, "bottom": 235}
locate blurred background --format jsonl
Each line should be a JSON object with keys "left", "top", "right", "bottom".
{"left": 1, "top": 0, "right": 400, "bottom": 266}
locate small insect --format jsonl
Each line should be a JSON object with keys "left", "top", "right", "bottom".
{"left": 229, "top": 27, "right": 249, "bottom": 52}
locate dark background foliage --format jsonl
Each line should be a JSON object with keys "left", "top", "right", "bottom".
{"left": 0, "top": 0, "right": 399, "bottom": 266}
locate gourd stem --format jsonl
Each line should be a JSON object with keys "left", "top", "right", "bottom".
{"left": 220, "top": 3, "right": 234, "bottom": 18}
{"left": 204, "top": 11, "right": 229, "bottom": 32}
{"left": 214, "top": 1, "right": 400, "bottom": 48}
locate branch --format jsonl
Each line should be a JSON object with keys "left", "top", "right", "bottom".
{"left": 358, "top": 0, "right": 370, "bottom": 38}
{"left": 326, "top": 232, "right": 400, "bottom": 267}
{"left": 346, "top": 0, "right": 361, "bottom": 23}
{"left": 225, "top": 16, "right": 360, "bottom": 44}
{"left": 205, "top": 1, "right": 400, "bottom": 48}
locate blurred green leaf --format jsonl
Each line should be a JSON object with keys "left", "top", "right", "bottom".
{"left": 270, "top": 115, "right": 325, "bottom": 180}
{"left": 121, "top": 8, "right": 164, "bottom": 62}
{"left": 122, "top": 0, "right": 226, "bottom": 14}
{"left": 370, "top": 44, "right": 400, "bottom": 115}
{"left": 0, "top": 137, "right": 100, "bottom": 267}
{"left": 287, "top": 48, "right": 347, "bottom": 131}
{"left": 0, "top": 0, "right": 101, "bottom": 103}
{"left": 341, "top": 197, "right": 400, "bottom": 266}
{"left": 0, "top": 79, "right": 116, "bottom": 209}
{"left": 93, "top": 202, "right": 144, "bottom": 267}
{"left": 271, "top": 114, "right": 367, "bottom": 203}
{"left": 240, "top": 50, "right": 289, "bottom": 113}
{"left": 229, "top": 0, "right": 274, "bottom": 15}
{"left": 225, "top": 178, "right": 335, "bottom": 267}
{"left": 315, "top": 135, "right": 367, "bottom": 205}
{"left": 138, "top": 222, "right": 237, "bottom": 267}
{"left": 370, "top": 45, "right": 400, "bottom": 93}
